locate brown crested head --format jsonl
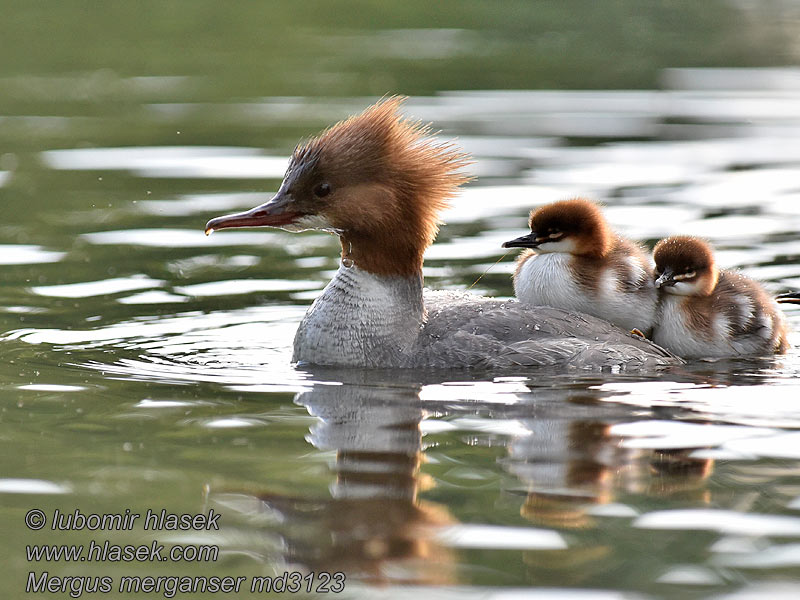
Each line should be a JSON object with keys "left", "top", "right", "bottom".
{"left": 502, "top": 198, "right": 612, "bottom": 257}
{"left": 205, "top": 97, "right": 471, "bottom": 277}
{"left": 652, "top": 236, "right": 718, "bottom": 296}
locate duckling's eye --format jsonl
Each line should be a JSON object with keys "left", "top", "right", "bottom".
{"left": 313, "top": 182, "right": 331, "bottom": 198}
{"left": 548, "top": 229, "right": 562, "bottom": 239}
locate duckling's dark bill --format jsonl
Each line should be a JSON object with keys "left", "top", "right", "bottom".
{"left": 776, "top": 291, "right": 800, "bottom": 305}
{"left": 502, "top": 232, "right": 540, "bottom": 249}
{"left": 654, "top": 269, "right": 676, "bottom": 289}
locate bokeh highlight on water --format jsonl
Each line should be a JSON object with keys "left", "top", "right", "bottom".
{"left": 2, "top": 2, "right": 800, "bottom": 598}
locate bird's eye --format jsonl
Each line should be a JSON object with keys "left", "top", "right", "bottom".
{"left": 314, "top": 182, "right": 331, "bottom": 198}
{"left": 684, "top": 270, "right": 696, "bottom": 279}
{"left": 548, "top": 229, "right": 562, "bottom": 239}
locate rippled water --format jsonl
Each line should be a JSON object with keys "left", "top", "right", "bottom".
{"left": 3, "top": 4, "right": 800, "bottom": 598}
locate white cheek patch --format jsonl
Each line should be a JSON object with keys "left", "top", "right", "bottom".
{"left": 535, "top": 238, "right": 578, "bottom": 254}
{"left": 660, "top": 280, "right": 702, "bottom": 297}
{"left": 673, "top": 271, "right": 696, "bottom": 282}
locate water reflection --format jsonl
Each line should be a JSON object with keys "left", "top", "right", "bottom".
{"left": 503, "top": 392, "right": 716, "bottom": 537}
{"left": 4, "top": 60, "right": 800, "bottom": 599}
{"left": 213, "top": 379, "right": 458, "bottom": 585}
{"left": 0, "top": 245, "right": 67, "bottom": 265}
{"left": 205, "top": 374, "right": 766, "bottom": 590}
{"left": 42, "top": 146, "right": 288, "bottom": 179}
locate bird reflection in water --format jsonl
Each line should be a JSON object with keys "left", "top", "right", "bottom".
{"left": 212, "top": 376, "right": 457, "bottom": 585}
{"left": 503, "top": 389, "right": 715, "bottom": 584}
{"left": 208, "top": 372, "right": 724, "bottom": 587}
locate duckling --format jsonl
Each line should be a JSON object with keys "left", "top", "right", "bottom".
{"left": 651, "top": 235, "right": 788, "bottom": 358}
{"left": 503, "top": 199, "right": 657, "bottom": 333}
{"left": 205, "top": 98, "right": 677, "bottom": 370}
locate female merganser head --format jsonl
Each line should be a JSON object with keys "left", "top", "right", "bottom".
{"left": 206, "top": 97, "right": 466, "bottom": 278}
{"left": 502, "top": 198, "right": 657, "bottom": 333}
{"left": 205, "top": 99, "right": 677, "bottom": 370}
{"left": 651, "top": 235, "right": 788, "bottom": 358}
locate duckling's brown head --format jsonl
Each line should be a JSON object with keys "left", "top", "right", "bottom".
{"left": 653, "top": 236, "right": 718, "bottom": 296}
{"left": 205, "top": 97, "right": 471, "bottom": 277}
{"left": 502, "top": 198, "right": 612, "bottom": 258}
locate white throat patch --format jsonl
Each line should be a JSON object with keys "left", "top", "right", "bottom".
{"left": 281, "top": 214, "right": 340, "bottom": 233}
{"left": 533, "top": 237, "right": 578, "bottom": 254}
{"left": 660, "top": 279, "right": 703, "bottom": 297}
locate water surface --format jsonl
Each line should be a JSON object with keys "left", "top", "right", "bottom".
{"left": 2, "top": 3, "right": 800, "bottom": 599}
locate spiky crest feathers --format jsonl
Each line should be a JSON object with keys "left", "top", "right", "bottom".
{"left": 291, "top": 97, "right": 471, "bottom": 276}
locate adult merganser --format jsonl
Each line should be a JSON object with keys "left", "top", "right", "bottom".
{"left": 651, "top": 235, "right": 788, "bottom": 358}
{"left": 205, "top": 98, "right": 677, "bottom": 370}
{"left": 502, "top": 198, "right": 657, "bottom": 333}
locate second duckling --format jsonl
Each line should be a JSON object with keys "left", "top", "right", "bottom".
{"left": 651, "top": 235, "right": 788, "bottom": 358}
